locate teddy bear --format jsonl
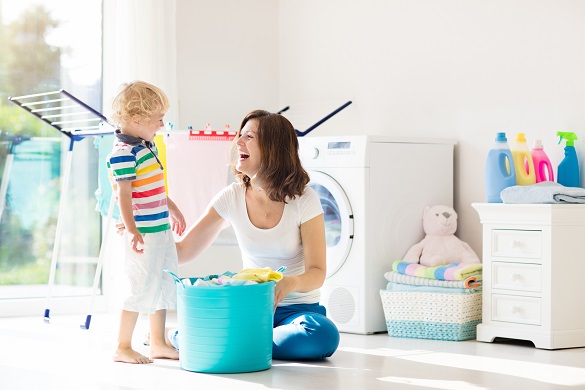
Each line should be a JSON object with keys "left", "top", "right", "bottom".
{"left": 402, "top": 204, "right": 481, "bottom": 267}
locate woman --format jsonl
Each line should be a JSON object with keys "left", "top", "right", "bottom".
{"left": 174, "top": 110, "right": 340, "bottom": 360}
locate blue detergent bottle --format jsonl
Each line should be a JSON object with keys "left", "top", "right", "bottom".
{"left": 485, "top": 132, "right": 516, "bottom": 203}
{"left": 557, "top": 131, "right": 580, "bottom": 187}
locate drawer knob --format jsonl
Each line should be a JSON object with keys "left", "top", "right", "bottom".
{"left": 512, "top": 306, "right": 522, "bottom": 314}
{"left": 512, "top": 240, "right": 523, "bottom": 248}
{"left": 512, "top": 273, "right": 522, "bottom": 282}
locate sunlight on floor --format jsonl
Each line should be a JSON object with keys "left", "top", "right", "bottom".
{"left": 340, "top": 346, "right": 585, "bottom": 386}
{"left": 4, "top": 315, "right": 585, "bottom": 390}
{"left": 377, "top": 376, "right": 487, "bottom": 390}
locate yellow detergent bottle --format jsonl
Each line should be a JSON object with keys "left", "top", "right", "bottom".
{"left": 511, "top": 132, "right": 536, "bottom": 185}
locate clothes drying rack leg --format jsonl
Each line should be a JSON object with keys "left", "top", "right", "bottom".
{"left": 44, "top": 140, "right": 74, "bottom": 323}
{"left": 80, "top": 191, "right": 115, "bottom": 330}
{"left": 0, "top": 152, "right": 14, "bottom": 223}
{"left": 0, "top": 136, "right": 28, "bottom": 223}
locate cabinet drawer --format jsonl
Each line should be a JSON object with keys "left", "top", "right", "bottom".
{"left": 491, "top": 294, "right": 541, "bottom": 325}
{"left": 492, "top": 230, "right": 542, "bottom": 259}
{"left": 492, "top": 262, "right": 542, "bottom": 292}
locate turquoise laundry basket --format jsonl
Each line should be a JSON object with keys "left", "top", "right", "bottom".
{"left": 167, "top": 271, "right": 275, "bottom": 373}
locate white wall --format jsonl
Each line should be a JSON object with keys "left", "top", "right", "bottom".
{"left": 174, "top": 0, "right": 279, "bottom": 276}
{"left": 175, "top": 0, "right": 585, "bottom": 260}
{"left": 175, "top": 0, "right": 279, "bottom": 131}
{"left": 277, "top": 0, "right": 585, "bottom": 254}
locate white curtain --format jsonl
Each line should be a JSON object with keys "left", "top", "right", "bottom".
{"left": 101, "top": 0, "right": 178, "bottom": 310}
{"left": 102, "top": 0, "right": 179, "bottom": 123}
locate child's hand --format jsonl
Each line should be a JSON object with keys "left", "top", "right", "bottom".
{"left": 115, "top": 218, "right": 126, "bottom": 235}
{"left": 128, "top": 229, "right": 144, "bottom": 254}
{"left": 167, "top": 199, "right": 186, "bottom": 236}
{"left": 170, "top": 210, "right": 186, "bottom": 236}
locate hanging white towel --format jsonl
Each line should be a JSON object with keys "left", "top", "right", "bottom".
{"left": 164, "top": 131, "right": 237, "bottom": 244}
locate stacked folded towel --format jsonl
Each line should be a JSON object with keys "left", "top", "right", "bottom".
{"left": 501, "top": 181, "right": 585, "bottom": 204}
{"left": 383, "top": 260, "right": 483, "bottom": 294}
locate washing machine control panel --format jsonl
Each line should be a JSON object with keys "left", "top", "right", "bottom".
{"left": 299, "top": 136, "right": 368, "bottom": 167}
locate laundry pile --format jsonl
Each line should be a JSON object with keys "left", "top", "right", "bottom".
{"left": 178, "top": 267, "right": 284, "bottom": 287}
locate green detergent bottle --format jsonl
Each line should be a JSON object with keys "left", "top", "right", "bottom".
{"left": 557, "top": 131, "right": 580, "bottom": 187}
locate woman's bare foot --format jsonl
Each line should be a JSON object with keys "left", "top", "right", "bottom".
{"left": 113, "top": 346, "right": 153, "bottom": 364}
{"left": 150, "top": 343, "right": 179, "bottom": 360}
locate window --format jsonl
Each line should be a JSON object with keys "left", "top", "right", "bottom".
{"left": 0, "top": 0, "right": 103, "bottom": 316}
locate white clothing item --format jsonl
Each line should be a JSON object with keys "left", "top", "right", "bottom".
{"left": 164, "top": 132, "right": 232, "bottom": 226}
{"left": 163, "top": 132, "right": 238, "bottom": 245}
{"left": 122, "top": 229, "right": 178, "bottom": 313}
{"left": 212, "top": 183, "right": 324, "bottom": 306}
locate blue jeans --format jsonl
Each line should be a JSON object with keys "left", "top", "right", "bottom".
{"left": 169, "top": 303, "right": 340, "bottom": 361}
{"left": 272, "top": 303, "right": 340, "bottom": 361}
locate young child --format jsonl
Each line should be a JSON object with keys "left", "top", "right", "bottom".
{"left": 107, "top": 81, "right": 185, "bottom": 364}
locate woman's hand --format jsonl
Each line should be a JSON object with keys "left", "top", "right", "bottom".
{"left": 274, "top": 276, "right": 298, "bottom": 311}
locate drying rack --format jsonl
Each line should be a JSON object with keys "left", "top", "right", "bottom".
{"left": 8, "top": 90, "right": 115, "bottom": 329}
{"left": 0, "top": 134, "right": 30, "bottom": 223}
{"left": 293, "top": 101, "right": 352, "bottom": 137}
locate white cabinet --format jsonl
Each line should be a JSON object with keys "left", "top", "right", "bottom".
{"left": 472, "top": 203, "right": 585, "bottom": 349}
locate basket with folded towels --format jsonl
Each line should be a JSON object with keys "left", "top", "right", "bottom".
{"left": 380, "top": 260, "right": 482, "bottom": 341}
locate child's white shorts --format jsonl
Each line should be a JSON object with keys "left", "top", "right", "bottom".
{"left": 122, "top": 229, "right": 178, "bottom": 314}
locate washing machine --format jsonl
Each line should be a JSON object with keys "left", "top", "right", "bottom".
{"left": 298, "top": 135, "right": 454, "bottom": 334}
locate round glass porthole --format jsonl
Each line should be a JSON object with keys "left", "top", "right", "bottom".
{"left": 308, "top": 170, "right": 353, "bottom": 278}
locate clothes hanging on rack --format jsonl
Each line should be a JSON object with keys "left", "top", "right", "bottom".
{"left": 163, "top": 131, "right": 237, "bottom": 245}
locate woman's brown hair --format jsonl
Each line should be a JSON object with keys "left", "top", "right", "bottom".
{"left": 230, "top": 110, "right": 310, "bottom": 202}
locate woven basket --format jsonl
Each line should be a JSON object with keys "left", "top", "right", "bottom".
{"left": 379, "top": 289, "right": 482, "bottom": 341}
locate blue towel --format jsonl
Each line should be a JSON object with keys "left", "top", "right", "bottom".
{"left": 384, "top": 281, "right": 481, "bottom": 294}
{"left": 500, "top": 182, "right": 585, "bottom": 204}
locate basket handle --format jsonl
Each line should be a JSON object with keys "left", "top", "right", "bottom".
{"left": 164, "top": 268, "right": 185, "bottom": 289}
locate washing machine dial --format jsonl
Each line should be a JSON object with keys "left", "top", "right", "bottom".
{"left": 311, "top": 147, "right": 319, "bottom": 159}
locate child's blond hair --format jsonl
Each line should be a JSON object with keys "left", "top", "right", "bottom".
{"left": 110, "top": 81, "right": 170, "bottom": 127}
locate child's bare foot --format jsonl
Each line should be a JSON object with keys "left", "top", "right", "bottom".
{"left": 150, "top": 343, "right": 179, "bottom": 360}
{"left": 113, "top": 346, "right": 153, "bottom": 364}
{"left": 143, "top": 328, "right": 174, "bottom": 348}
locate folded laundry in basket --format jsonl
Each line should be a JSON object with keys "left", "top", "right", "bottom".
{"left": 384, "top": 280, "right": 481, "bottom": 294}
{"left": 392, "top": 260, "right": 482, "bottom": 281}
{"left": 180, "top": 268, "right": 284, "bottom": 287}
{"left": 384, "top": 270, "right": 481, "bottom": 289}
{"left": 192, "top": 276, "right": 257, "bottom": 287}
{"left": 500, "top": 181, "right": 585, "bottom": 204}
{"left": 233, "top": 267, "right": 284, "bottom": 283}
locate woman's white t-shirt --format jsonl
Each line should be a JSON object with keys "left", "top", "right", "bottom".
{"left": 211, "top": 182, "right": 324, "bottom": 306}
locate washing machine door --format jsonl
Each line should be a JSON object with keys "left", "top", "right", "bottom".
{"left": 307, "top": 170, "right": 353, "bottom": 278}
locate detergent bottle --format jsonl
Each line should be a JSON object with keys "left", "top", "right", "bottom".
{"left": 510, "top": 132, "right": 536, "bottom": 185}
{"left": 530, "top": 139, "right": 554, "bottom": 183}
{"left": 484, "top": 132, "right": 516, "bottom": 203}
{"left": 557, "top": 131, "right": 580, "bottom": 187}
